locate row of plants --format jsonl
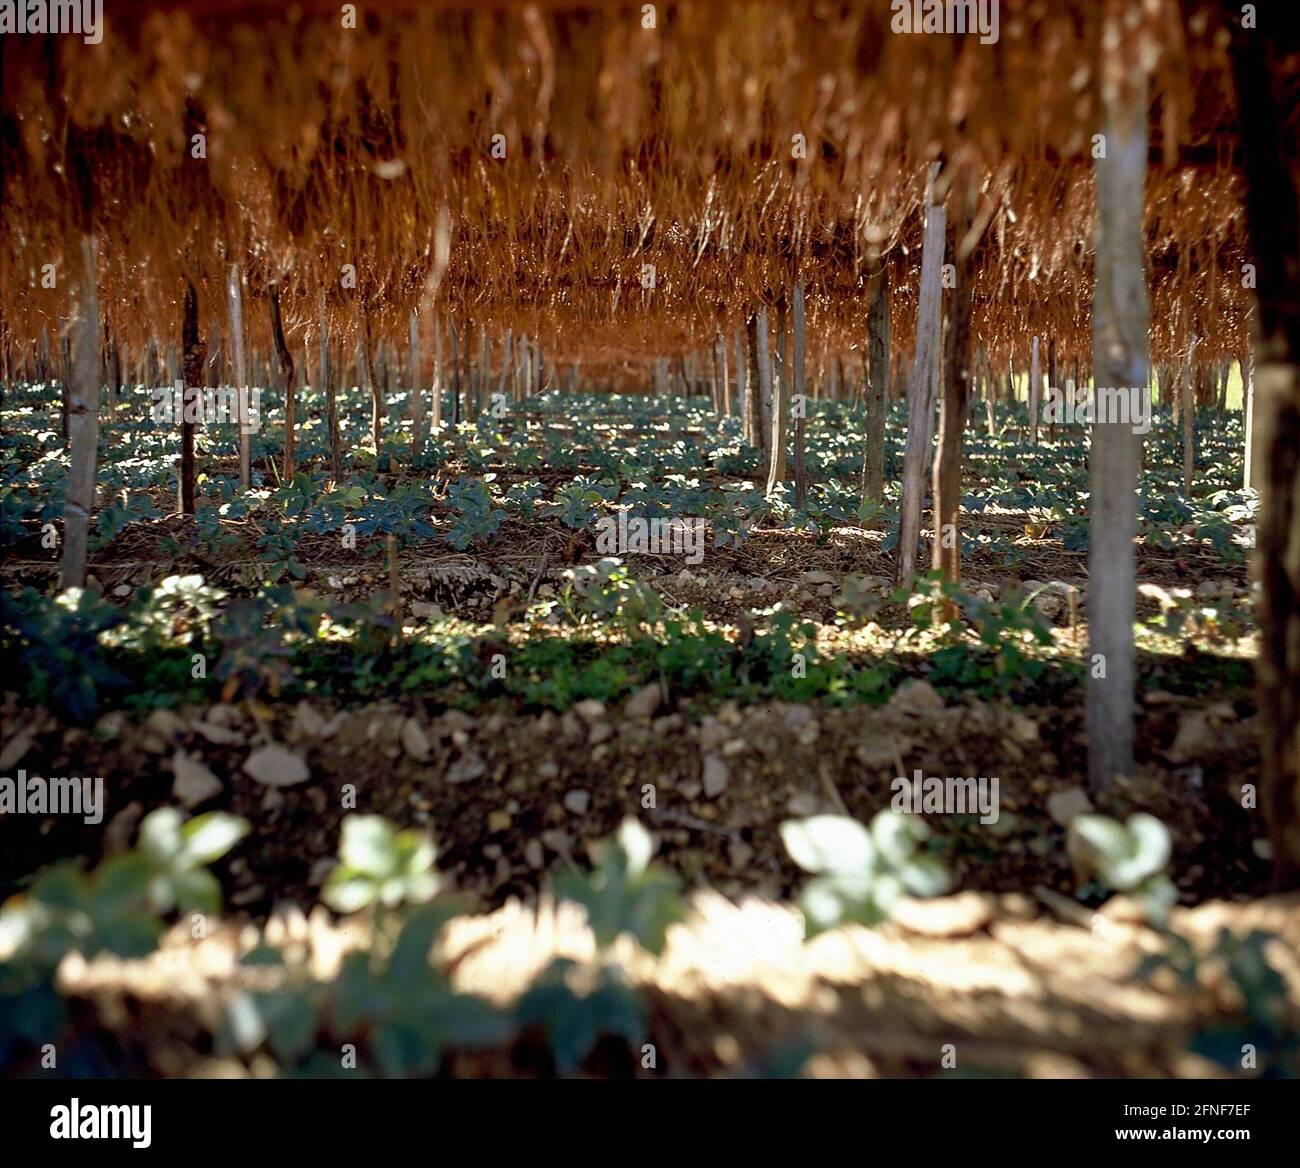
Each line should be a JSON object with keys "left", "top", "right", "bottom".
{"left": 3, "top": 382, "right": 1255, "bottom": 566}
{"left": 4, "top": 802, "right": 1291, "bottom": 1078}
{"left": 1, "top": 567, "right": 1133, "bottom": 723}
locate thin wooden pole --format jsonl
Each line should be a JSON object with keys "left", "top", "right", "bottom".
{"left": 767, "top": 296, "right": 789, "bottom": 494}
{"left": 320, "top": 306, "right": 341, "bottom": 480}
{"left": 431, "top": 313, "right": 444, "bottom": 435}
{"left": 409, "top": 309, "right": 423, "bottom": 457}
{"left": 1088, "top": 6, "right": 1147, "bottom": 795}
{"left": 791, "top": 278, "right": 808, "bottom": 508}
{"left": 1029, "top": 335, "right": 1041, "bottom": 444}
{"left": 268, "top": 281, "right": 295, "bottom": 482}
{"left": 1222, "top": 3, "right": 1300, "bottom": 886}
{"left": 897, "top": 162, "right": 946, "bottom": 583}
{"left": 60, "top": 238, "right": 100, "bottom": 590}
{"left": 862, "top": 268, "right": 889, "bottom": 507}
{"left": 933, "top": 184, "right": 979, "bottom": 583}
{"left": 179, "top": 283, "right": 203, "bottom": 514}
{"left": 226, "top": 266, "right": 249, "bottom": 487}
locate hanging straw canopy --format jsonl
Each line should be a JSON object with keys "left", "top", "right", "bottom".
{"left": 0, "top": 0, "right": 1274, "bottom": 380}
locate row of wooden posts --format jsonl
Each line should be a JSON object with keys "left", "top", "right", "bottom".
{"left": 36, "top": 257, "right": 1260, "bottom": 611}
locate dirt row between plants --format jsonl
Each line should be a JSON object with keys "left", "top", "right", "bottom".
{"left": 2, "top": 677, "right": 1269, "bottom": 916}
{"left": 44, "top": 888, "right": 1300, "bottom": 1077}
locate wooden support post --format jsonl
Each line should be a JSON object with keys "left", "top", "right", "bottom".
{"left": 1181, "top": 337, "right": 1199, "bottom": 496}
{"left": 1243, "top": 350, "right": 1257, "bottom": 489}
{"left": 767, "top": 297, "right": 789, "bottom": 494}
{"left": 432, "top": 314, "right": 444, "bottom": 435}
{"left": 1029, "top": 335, "right": 1041, "bottom": 444}
{"left": 734, "top": 328, "right": 747, "bottom": 437}
{"left": 179, "top": 282, "right": 204, "bottom": 515}
{"left": 791, "top": 278, "right": 808, "bottom": 509}
{"left": 755, "top": 306, "right": 772, "bottom": 464}
{"left": 320, "top": 306, "right": 341, "bottom": 481}
{"left": 897, "top": 162, "right": 946, "bottom": 583}
{"left": 361, "top": 318, "right": 381, "bottom": 456}
{"left": 449, "top": 320, "right": 462, "bottom": 427}
{"left": 1222, "top": 0, "right": 1300, "bottom": 887}
{"left": 862, "top": 268, "right": 890, "bottom": 508}
{"left": 932, "top": 185, "right": 979, "bottom": 583}
{"left": 496, "top": 329, "right": 512, "bottom": 409}
{"left": 745, "top": 313, "right": 763, "bottom": 453}
{"left": 268, "top": 281, "right": 295, "bottom": 482}
{"left": 409, "top": 309, "right": 423, "bottom": 458}
{"left": 60, "top": 238, "right": 100, "bottom": 590}
{"left": 717, "top": 333, "right": 730, "bottom": 416}
{"left": 1087, "top": 6, "right": 1148, "bottom": 795}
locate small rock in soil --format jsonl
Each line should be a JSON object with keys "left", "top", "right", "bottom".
{"left": 563, "top": 789, "right": 591, "bottom": 815}
{"left": 0, "top": 728, "right": 35, "bottom": 772}
{"left": 401, "top": 717, "right": 432, "bottom": 761}
{"left": 291, "top": 701, "right": 328, "bottom": 740}
{"left": 889, "top": 679, "right": 945, "bottom": 716}
{"left": 243, "top": 744, "right": 310, "bottom": 787}
{"left": 702, "top": 755, "right": 730, "bottom": 797}
{"left": 447, "top": 752, "right": 488, "bottom": 784}
{"left": 172, "top": 750, "right": 224, "bottom": 808}
{"left": 786, "top": 791, "right": 820, "bottom": 816}
{"left": 624, "top": 682, "right": 662, "bottom": 721}
{"left": 194, "top": 720, "right": 244, "bottom": 746}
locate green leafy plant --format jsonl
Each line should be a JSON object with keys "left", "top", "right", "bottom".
{"left": 323, "top": 815, "right": 441, "bottom": 915}
{"left": 779, "top": 810, "right": 952, "bottom": 935}
{"left": 134, "top": 808, "right": 251, "bottom": 915}
{"left": 546, "top": 476, "right": 611, "bottom": 529}
{"left": 0, "top": 808, "right": 247, "bottom": 1069}
{"left": 514, "top": 959, "right": 645, "bottom": 1074}
{"left": 554, "top": 818, "right": 684, "bottom": 955}
{"left": 2, "top": 586, "right": 129, "bottom": 722}
{"left": 221, "top": 818, "right": 503, "bottom": 1076}
{"left": 1134, "top": 928, "right": 1298, "bottom": 1077}
{"left": 1066, "top": 812, "right": 1177, "bottom": 925}
{"left": 555, "top": 557, "right": 662, "bottom": 630}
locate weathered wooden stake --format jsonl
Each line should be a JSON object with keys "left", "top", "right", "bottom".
{"left": 862, "top": 268, "right": 890, "bottom": 507}
{"left": 1087, "top": 8, "right": 1147, "bottom": 795}
{"left": 766, "top": 297, "right": 789, "bottom": 494}
{"left": 897, "top": 162, "right": 946, "bottom": 583}
{"left": 60, "top": 238, "right": 100, "bottom": 590}
{"left": 179, "top": 283, "right": 204, "bottom": 515}
{"left": 226, "top": 265, "right": 248, "bottom": 486}
{"left": 409, "top": 309, "right": 423, "bottom": 457}
{"left": 755, "top": 306, "right": 772, "bottom": 464}
{"left": 268, "top": 281, "right": 295, "bottom": 482}
{"left": 791, "top": 278, "right": 808, "bottom": 508}
{"left": 1222, "top": 1, "right": 1300, "bottom": 887}
{"left": 933, "top": 184, "right": 978, "bottom": 583}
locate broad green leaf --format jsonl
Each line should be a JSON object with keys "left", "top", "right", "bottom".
{"left": 138, "top": 808, "right": 185, "bottom": 866}
{"left": 338, "top": 816, "right": 399, "bottom": 875}
{"left": 780, "top": 815, "right": 875, "bottom": 876}
{"left": 169, "top": 868, "right": 222, "bottom": 915}
{"left": 898, "top": 853, "right": 952, "bottom": 898}
{"left": 89, "top": 854, "right": 152, "bottom": 917}
{"left": 181, "top": 813, "right": 249, "bottom": 867}
{"left": 871, "top": 810, "right": 927, "bottom": 868}
{"left": 616, "top": 818, "right": 655, "bottom": 878}
{"left": 322, "top": 871, "right": 376, "bottom": 914}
